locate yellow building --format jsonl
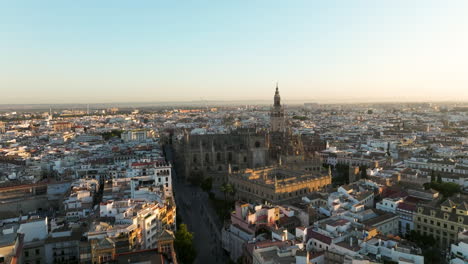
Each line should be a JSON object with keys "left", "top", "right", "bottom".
{"left": 53, "top": 122, "right": 72, "bottom": 132}
{"left": 0, "top": 121, "right": 5, "bottom": 133}
{"left": 414, "top": 197, "right": 468, "bottom": 248}
{"left": 229, "top": 166, "right": 331, "bottom": 204}
{"left": 91, "top": 238, "right": 116, "bottom": 264}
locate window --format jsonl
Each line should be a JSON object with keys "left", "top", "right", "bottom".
{"left": 36, "top": 249, "right": 40, "bottom": 255}
{"left": 25, "top": 251, "right": 29, "bottom": 257}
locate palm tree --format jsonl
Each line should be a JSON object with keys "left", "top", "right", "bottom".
{"left": 220, "top": 183, "right": 234, "bottom": 202}
{"left": 220, "top": 183, "right": 234, "bottom": 217}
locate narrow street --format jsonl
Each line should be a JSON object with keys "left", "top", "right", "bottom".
{"left": 165, "top": 146, "right": 229, "bottom": 264}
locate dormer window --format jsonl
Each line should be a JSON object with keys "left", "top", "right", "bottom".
{"left": 444, "top": 213, "right": 449, "bottom": 220}
{"left": 418, "top": 207, "right": 423, "bottom": 214}
{"left": 459, "top": 216, "right": 464, "bottom": 224}
{"left": 430, "top": 210, "right": 435, "bottom": 217}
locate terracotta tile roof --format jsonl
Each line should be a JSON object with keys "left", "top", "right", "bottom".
{"left": 306, "top": 230, "right": 332, "bottom": 245}
{"left": 397, "top": 202, "right": 416, "bottom": 212}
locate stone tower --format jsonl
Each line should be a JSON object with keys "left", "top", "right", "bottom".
{"left": 270, "top": 83, "right": 286, "bottom": 132}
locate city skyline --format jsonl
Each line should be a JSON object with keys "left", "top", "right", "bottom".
{"left": 2, "top": 1, "right": 468, "bottom": 104}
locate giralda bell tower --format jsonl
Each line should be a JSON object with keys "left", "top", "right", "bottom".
{"left": 270, "top": 83, "right": 286, "bottom": 132}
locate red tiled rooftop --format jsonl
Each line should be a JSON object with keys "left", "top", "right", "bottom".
{"left": 307, "top": 231, "right": 332, "bottom": 245}
{"left": 404, "top": 196, "right": 422, "bottom": 204}
{"left": 131, "top": 162, "right": 154, "bottom": 167}
{"left": 397, "top": 202, "right": 416, "bottom": 212}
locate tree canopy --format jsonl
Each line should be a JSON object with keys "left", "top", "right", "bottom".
{"left": 200, "top": 177, "right": 213, "bottom": 193}
{"left": 174, "top": 224, "right": 196, "bottom": 264}
{"left": 423, "top": 181, "right": 461, "bottom": 198}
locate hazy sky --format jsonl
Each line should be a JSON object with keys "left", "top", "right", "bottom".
{"left": 1, "top": 1, "right": 468, "bottom": 104}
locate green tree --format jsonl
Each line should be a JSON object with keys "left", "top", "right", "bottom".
{"left": 360, "top": 166, "right": 368, "bottom": 179}
{"left": 220, "top": 183, "right": 234, "bottom": 202}
{"left": 101, "top": 130, "right": 122, "bottom": 140}
{"left": 424, "top": 181, "right": 460, "bottom": 198}
{"left": 405, "top": 230, "right": 441, "bottom": 264}
{"left": 386, "top": 142, "right": 391, "bottom": 157}
{"left": 436, "top": 174, "right": 442, "bottom": 184}
{"left": 292, "top": 115, "right": 308, "bottom": 121}
{"left": 430, "top": 170, "right": 436, "bottom": 182}
{"left": 220, "top": 182, "right": 235, "bottom": 217}
{"left": 200, "top": 177, "right": 213, "bottom": 193}
{"left": 175, "top": 224, "right": 197, "bottom": 264}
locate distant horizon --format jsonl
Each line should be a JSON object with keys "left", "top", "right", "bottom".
{"left": 3, "top": 98, "right": 468, "bottom": 105}
{"left": 0, "top": 97, "right": 467, "bottom": 109}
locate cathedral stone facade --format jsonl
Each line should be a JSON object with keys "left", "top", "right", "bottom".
{"left": 173, "top": 85, "right": 328, "bottom": 186}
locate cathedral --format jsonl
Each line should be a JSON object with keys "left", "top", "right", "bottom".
{"left": 173, "top": 85, "right": 328, "bottom": 186}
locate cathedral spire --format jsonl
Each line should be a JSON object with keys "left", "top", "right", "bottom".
{"left": 274, "top": 83, "right": 281, "bottom": 107}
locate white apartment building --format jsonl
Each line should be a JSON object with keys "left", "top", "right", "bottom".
{"left": 376, "top": 198, "right": 403, "bottom": 214}
{"left": 450, "top": 239, "right": 468, "bottom": 264}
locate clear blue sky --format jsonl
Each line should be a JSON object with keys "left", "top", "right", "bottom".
{"left": 1, "top": 1, "right": 467, "bottom": 103}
